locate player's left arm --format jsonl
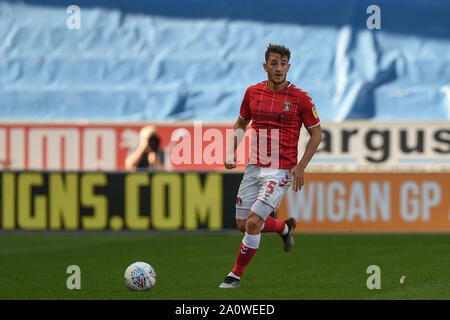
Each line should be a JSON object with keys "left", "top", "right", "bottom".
{"left": 289, "top": 93, "right": 323, "bottom": 192}
{"left": 289, "top": 124, "right": 322, "bottom": 192}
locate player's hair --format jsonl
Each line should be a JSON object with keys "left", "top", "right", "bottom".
{"left": 265, "top": 44, "right": 291, "bottom": 62}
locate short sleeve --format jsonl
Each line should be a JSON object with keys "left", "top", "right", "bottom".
{"left": 300, "top": 92, "right": 320, "bottom": 128}
{"left": 239, "top": 88, "right": 252, "bottom": 120}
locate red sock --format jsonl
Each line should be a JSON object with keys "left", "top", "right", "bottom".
{"left": 261, "top": 216, "right": 286, "bottom": 233}
{"left": 231, "top": 242, "right": 258, "bottom": 277}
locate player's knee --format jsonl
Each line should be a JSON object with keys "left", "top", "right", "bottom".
{"left": 245, "top": 214, "right": 262, "bottom": 233}
{"left": 236, "top": 220, "right": 246, "bottom": 232}
{"left": 245, "top": 220, "right": 257, "bottom": 231}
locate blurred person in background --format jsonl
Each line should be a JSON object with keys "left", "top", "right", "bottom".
{"left": 125, "top": 125, "right": 165, "bottom": 170}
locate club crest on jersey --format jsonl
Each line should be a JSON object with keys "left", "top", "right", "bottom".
{"left": 282, "top": 102, "right": 292, "bottom": 111}
{"left": 236, "top": 197, "right": 242, "bottom": 205}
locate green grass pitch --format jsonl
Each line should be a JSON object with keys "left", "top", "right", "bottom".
{"left": 0, "top": 232, "right": 449, "bottom": 300}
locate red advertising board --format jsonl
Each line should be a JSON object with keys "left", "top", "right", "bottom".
{"left": 0, "top": 122, "right": 244, "bottom": 171}
{"left": 1, "top": 122, "right": 449, "bottom": 171}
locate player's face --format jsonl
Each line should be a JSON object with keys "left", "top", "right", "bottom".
{"left": 264, "top": 53, "right": 290, "bottom": 85}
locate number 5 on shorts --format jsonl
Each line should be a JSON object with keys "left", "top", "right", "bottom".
{"left": 265, "top": 181, "right": 277, "bottom": 194}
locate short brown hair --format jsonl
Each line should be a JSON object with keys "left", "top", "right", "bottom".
{"left": 265, "top": 44, "right": 291, "bottom": 62}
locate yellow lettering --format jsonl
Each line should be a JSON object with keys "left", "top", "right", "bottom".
{"left": 17, "top": 173, "right": 47, "bottom": 230}
{"left": 49, "top": 173, "right": 79, "bottom": 230}
{"left": 151, "top": 173, "right": 182, "bottom": 230}
{"left": 184, "top": 173, "right": 222, "bottom": 230}
{"left": 81, "top": 173, "right": 108, "bottom": 230}
{"left": 125, "top": 173, "right": 150, "bottom": 230}
{"left": 1, "top": 173, "right": 16, "bottom": 229}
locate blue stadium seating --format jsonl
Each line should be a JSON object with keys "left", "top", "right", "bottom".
{"left": 0, "top": 0, "right": 449, "bottom": 121}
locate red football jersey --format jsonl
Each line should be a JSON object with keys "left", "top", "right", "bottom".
{"left": 239, "top": 81, "right": 320, "bottom": 169}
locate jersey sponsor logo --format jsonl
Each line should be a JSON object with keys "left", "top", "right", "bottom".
{"left": 312, "top": 105, "right": 319, "bottom": 119}
{"left": 282, "top": 102, "right": 292, "bottom": 111}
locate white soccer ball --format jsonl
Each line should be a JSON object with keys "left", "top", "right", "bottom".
{"left": 124, "top": 262, "right": 157, "bottom": 291}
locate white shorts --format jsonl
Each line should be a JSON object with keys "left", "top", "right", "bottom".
{"left": 235, "top": 164, "right": 292, "bottom": 220}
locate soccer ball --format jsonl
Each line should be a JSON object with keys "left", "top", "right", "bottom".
{"left": 124, "top": 262, "right": 157, "bottom": 291}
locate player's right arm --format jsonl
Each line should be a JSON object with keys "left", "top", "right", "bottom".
{"left": 225, "top": 116, "right": 250, "bottom": 169}
{"left": 225, "top": 88, "right": 252, "bottom": 169}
